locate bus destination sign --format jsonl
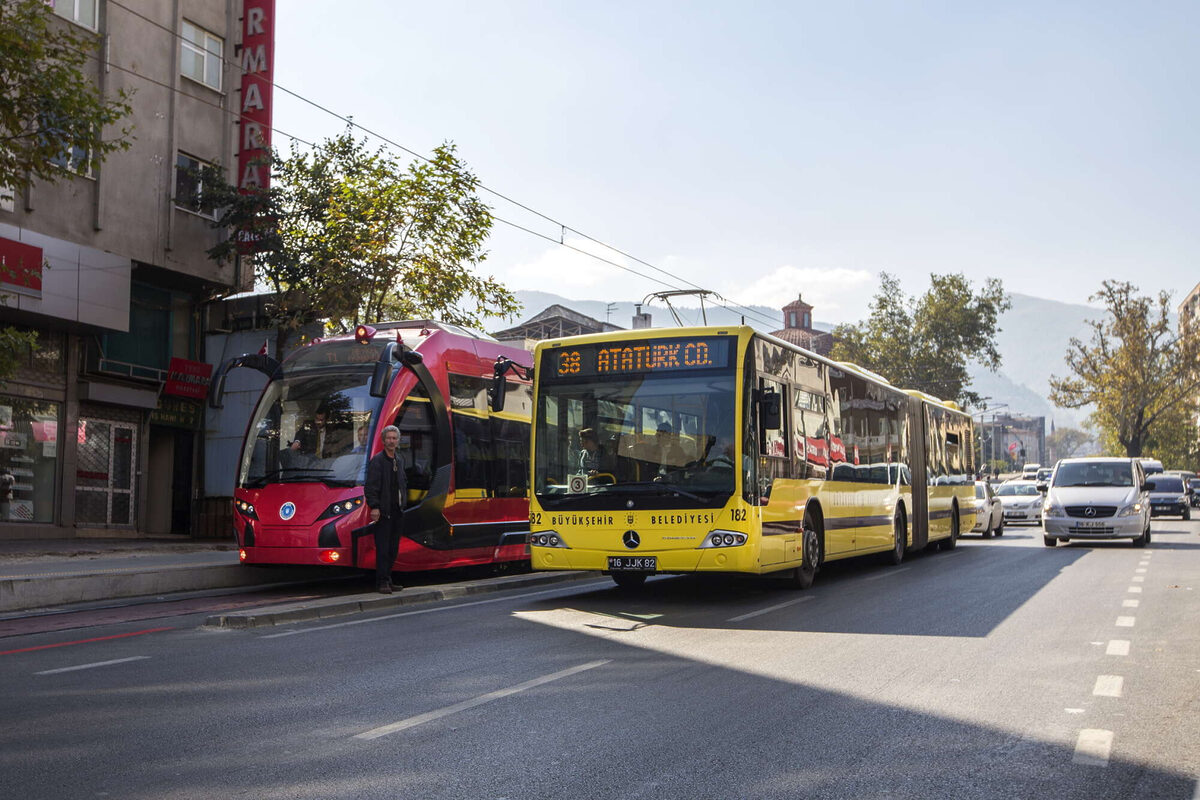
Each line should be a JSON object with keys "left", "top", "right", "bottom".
{"left": 545, "top": 337, "right": 733, "bottom": 380}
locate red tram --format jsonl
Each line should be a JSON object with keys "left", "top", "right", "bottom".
{"left": 209, "top": 321, "right": 533, "bottom": 573}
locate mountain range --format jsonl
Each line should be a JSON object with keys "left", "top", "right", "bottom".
{"left": 508, "top": 290, "right": 1102, "bottom": 430}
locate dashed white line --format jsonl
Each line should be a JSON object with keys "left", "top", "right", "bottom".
{"left": 728, "top": 596, "right": 814, "bottom": 622}
{"left": 864, "top": 566, "right": 911, "bottom": 582}
{"left": 1132, "top": 576, "right": 1145, "bottom": 583}
{"left": 1135, "top": 568, "right": 1147, "bottom": 574}
{"left": 1116, "top": 616, "right": 1136, "bottom": 627}
{"left": 1074, "top": 729, "right": 1114, "bottom": 766}
{"left": 1128, "top": 586, "right": 1143, "bottom": 594}
{"left": 35, "top": 656, "right": 149, "bottom": 675}
{"left": 1093, "top": 675, "right": 1124, "bottom": 697}
{"left": 1122, "top": 599, "right": 1140, "bottom": 608}
{"left": 353, "top": 659, "right": 611, "bottom": 740}
{"left": 1106, "top": 640, "right": 1131, "bottom": 656}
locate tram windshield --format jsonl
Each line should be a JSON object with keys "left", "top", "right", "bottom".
{"left": 238, "top": 369, "right": 383, "bottom": 488}
{"left": 534, "top": 364, "right": 738, "bottom": 508}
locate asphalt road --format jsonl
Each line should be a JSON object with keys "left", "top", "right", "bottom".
{"left": 2, "top": 518, "right": 1198, "bottom": 799}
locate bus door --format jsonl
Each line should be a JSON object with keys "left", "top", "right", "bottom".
{"left": 907, "top": 396, "right": 930, "bottom": 549}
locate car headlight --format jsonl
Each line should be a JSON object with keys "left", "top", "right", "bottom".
{"left": 1043, "top": 502, "right": 1065, "bottom": 517}
{"left": 1117, "top": 502, "right": 1143, "bottom": 517}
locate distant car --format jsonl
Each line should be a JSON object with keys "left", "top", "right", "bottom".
{"left": 1036, "top": 467, "right": 1053, "bottom": 484}
{"left": 1147, "top": 473, "right": 1191, "bottom": 520}
{"left": 1040, "top": 457, "right": 1151, "bottom": 547}
{"left": 1021, "top": 463, "right": 1041, "bottom": 480}
{"left": 996, "top": 480, "right": 1043, "bottom": 525}
{"left": 1137, "top": 458, "right": 1164, "bottom": 476}
{"left": 971, "top": 480, "right": 1004, "bottom": 538}
{"left": 1189, "top": 478, "right": 1200, "bottom": 508}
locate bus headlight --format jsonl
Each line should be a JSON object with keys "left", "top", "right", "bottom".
{"left": 531, "top": 531, "right": 570, "bottom": 549}
{"left": 700, "top": 529, "right": 747, "bottom": 548}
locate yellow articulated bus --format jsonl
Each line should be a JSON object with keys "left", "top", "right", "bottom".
{"left": 502, "top": 325, "right": 975, "bottom": 589}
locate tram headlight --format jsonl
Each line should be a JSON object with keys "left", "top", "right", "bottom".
{"left": 531, "top": 531, "right": 570, "bottom": 549}
{"left": 317, "top": 496, "right": 365, "bottom": 520}
{"left": 235, "top": 499, "right": 258, "bottom": 519}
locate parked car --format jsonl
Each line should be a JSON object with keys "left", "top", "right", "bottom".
{"left": 1147, "top": 473, "right": 1191, "bottom": 520}
{"left": 971, "top": 480, "right": 1005, "bottom": 538}
{"left": 996, "top": 480, "right": 1043, "bottom": 525}
{"left": 1190, "top": 478, "right": 1200, "bottom": 508}
{"left": 1040, "top": 457, "right": 1151, "bottom": 547}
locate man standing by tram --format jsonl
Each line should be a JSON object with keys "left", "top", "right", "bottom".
{"left": 365, "top": 424, "right": 407, "bottom": 594}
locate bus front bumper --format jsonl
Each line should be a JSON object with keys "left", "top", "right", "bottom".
{"left": 531, "top": 545, "right": 763, "bottom": 574}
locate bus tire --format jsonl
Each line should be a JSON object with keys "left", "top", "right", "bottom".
{"left": 886, "top": 508, "right": 906, "bottom": 566}
{"left": 612, "top": 572, "right": 648, "bottom": 589}
{"left": 940, "top": 505, "right": 959, "bottom": 551}
{"left": 789, "top": 511, "right": 822, "bottom": 589}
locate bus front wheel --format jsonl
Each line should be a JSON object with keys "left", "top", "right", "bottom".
{"left": 789, "top": 512, "right": 822, "bottom": 590}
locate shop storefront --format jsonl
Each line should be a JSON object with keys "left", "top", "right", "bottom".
{"left": 0, "top": 399, "right": 59, "bottom": 523}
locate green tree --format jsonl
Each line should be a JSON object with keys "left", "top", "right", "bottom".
{"left": 202, "top": 128, "right": 519, "bottom": 351}
{"left": 831, "top": 272, "right": 1011, "bottom": 406}
{"left": 0, "top": 0, "right": 135, "bottom": 384}
{"left": 1046, "top": 426, "right": 1095, "bottom": 460}
{"left": 1049, "top": 280, "right": 1200, "bottom": 458}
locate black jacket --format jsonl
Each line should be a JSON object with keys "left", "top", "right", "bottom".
{"left": 364, "top": 451, "right": 407, "bottom": 519}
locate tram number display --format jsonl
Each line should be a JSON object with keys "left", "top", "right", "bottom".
{"left": 547, "top": 337, "right": 732, "bottom": 380}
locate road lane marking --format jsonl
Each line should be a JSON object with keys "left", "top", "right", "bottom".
{"left": 864, "top": 567, "right": 911, "bottom": 582}
{"left": 1107, "top": 640, "right": 1130, "bottom": 656}
{"left": 1073, "top": 729, "right": 1114, "bottom": 766}
{"left": 0, "top": 627, "right": 174, "bottom": 657}
{"left": 728, "top": 596, "right": 813, "bottom": 622}
{"left": 261, "top": 582, "right": 611, "bottom": 639}
{"left": 36, "top": 656, "right": 149, "bottom": 675}
{"left": 1122, "top": 599, "right": 1139, "bottom": 608}
{"left": 1128, "top": 586, "right": 1143, "bottom": 594}
{"left": 1093, "top": 675, "right": 1124, "bottom": 697}
{"left": 1132, "top": 576, "right": 1145, "bottom": 583}
{"left": 354, "top": 659, "right": 611, "bottom": 740}
{"left": 1116, "top": 616, "right": 1136, "bottom": 627}
{"left": 1136, "top": 568, "right": 1147, "bottom": 574}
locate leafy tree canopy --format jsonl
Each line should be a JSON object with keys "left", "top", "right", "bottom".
{"left": 1049, "top": 281, "right": 1200, "bottom": 458}
{"left": 830, "top": 272, "right": 1010, "bottom": 407}
{"left": 1047, "top": 426, "right": 1095, "bottom": 460}
{"left": 202, "top": 128, "right": 520, "bottom": 347}
{"left": 0, "top": 0, "right": 134, "bottom": 187}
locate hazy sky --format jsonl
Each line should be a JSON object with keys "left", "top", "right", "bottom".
{"left": 273, "top": 1, "right": 1199, "bottom": 326}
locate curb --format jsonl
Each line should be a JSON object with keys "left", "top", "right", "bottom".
{"left": 0, "top": 563, "right": 334, "bottom": 614}
{"left": 204, "top": 570, "right": 597, "bottom": 629}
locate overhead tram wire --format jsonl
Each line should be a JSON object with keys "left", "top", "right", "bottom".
{"left": 97, "top": 0, "right": 786, "bottom": 330}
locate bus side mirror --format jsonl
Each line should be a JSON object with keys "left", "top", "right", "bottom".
{"left": 370, "top": 362, "right": 392, "bottom": 398}
{"left": 759, "top": 389, "right": 781, "bottom": 430}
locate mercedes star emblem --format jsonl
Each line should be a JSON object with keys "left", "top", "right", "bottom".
{"left": 1084, "top": 507, "right": 1096, "bottom": 517}
{"left": 622, "top": 530, "right": 640, "bottom": 549}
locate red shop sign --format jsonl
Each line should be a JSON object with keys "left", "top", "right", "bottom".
{"left": 163, "top": 357, "right": 214, "bottom": 400}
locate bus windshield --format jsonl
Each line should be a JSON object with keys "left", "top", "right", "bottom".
{"left": 534, "top": 370, "right": 737, "bottom": 509}
{"left": 238, "top": 368, "right": 383, "bottom": 488}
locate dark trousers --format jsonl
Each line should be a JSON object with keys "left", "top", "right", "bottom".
{"left": 373, "top": 513, "right": 403, "bottom": 584}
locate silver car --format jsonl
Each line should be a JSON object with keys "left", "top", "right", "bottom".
{"left": 971, "top": 480, "right": 1004, "bottom": 538}
{"left": 996, "top": 481, "right": 1043, "bottom": 525}
{"left": 1040, "top": 457, "right": 1151, "bottom": 547}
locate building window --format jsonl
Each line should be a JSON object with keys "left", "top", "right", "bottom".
{"left": 0, "top": 399, "right": 60, "bottom": 524}
{"left": 175, "top": 153, "right": 214, "bottom": 216}
{"left": 52, "top": 0, "right": 98, "bottom": 30}
{"left": 181, "top": 20, "right": 223, "bottom": 90}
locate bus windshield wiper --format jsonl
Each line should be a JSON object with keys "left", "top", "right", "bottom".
{"left": 600, "top": 481, "right": 706, "bottom": 503}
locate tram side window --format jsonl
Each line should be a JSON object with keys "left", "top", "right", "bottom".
{"left": 452, "top": 413, "right": 491, "bottom": 494}
{"left": 490, "top": 417, "right": 530, "bottom": 498}
{"left": 448, "top": 373, "right": 489, "bottom": 411}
